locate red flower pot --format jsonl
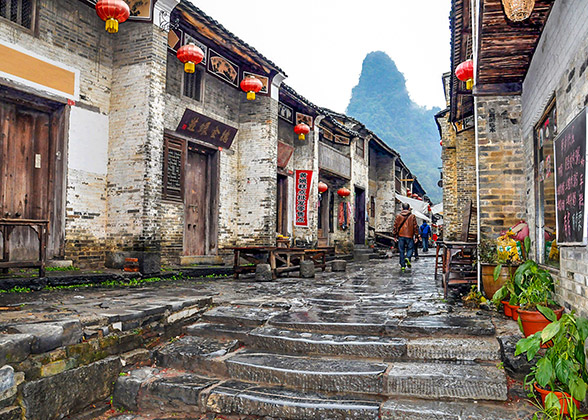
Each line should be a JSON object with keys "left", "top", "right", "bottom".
{"left": 534, "top": 383, "right": 579, "bottom": 415}
{"left": 519, "top": 307, "right": 564, "bottom": 337}
{"left": 501, "top": 301, "right": 512, "bottom": 317}
{"left": 509, "top": 303, "right": 520, "bottom": 321}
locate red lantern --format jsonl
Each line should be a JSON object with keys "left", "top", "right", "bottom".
{"left": 318, "top": 182, "right": 328, "bottom": 194}
{"left": 428, "top": 205, "right": 432, "bottom": 212}
{"left": 294, "top": 123, "right": 311, "bottom": 141}
{"left": 240, "top": 76, "right": 263, "bottom": 101}
{"left": 440, "top": 140, "right": 443, "bottom": 146}
{"left": 177, "top": 44, "right": 204, "bottom": 74}
{"left": 337, "top": 187, "right": 351, "bottom": 198}
{"left": 455, "top": 60, "right": 474, "bottom": 90}
{"left": 95, "top": 0, "right": 130, "bottom": 34}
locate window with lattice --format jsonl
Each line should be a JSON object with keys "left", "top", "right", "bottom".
{"left": 183, "top": 67, "right": 203, "bottom": 101}
{"left": 163, "top": 137, "right": 185, "bottom": 201}
{"left": 0, "top": 0, "right": 35, "bottom": 30}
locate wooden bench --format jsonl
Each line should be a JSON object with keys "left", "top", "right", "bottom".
{"left": 0, "top": 219, "right": 49, "bottom": 278}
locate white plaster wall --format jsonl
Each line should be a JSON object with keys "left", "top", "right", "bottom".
{"left": 68, "top": 106, "right": 108, "bottom": 174}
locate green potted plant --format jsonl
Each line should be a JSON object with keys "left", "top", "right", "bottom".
{"left": 481, "top": 237, "right": 522, "bottom": 308}
{"left": 491, "top": 266, "right": 523, "bottom": 319}
{"left": 515, "top": 259, "right": 563, "bottom": 336}
{"left": 515, "top": 311, "right": 588, "bottom": 417}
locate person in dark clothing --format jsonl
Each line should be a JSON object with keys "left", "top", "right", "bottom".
{"left": 419, "top": 221, "right": 431, "bottom": 252}
{"left": 392, "top": 203, "right": 419, "bottom": 271}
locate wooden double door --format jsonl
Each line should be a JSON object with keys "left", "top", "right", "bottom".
{"left": 183, "top": 143, "right": 218, "bottom": 256}
{"left": 0, "top": 98, "right": 65, "bottom": 260}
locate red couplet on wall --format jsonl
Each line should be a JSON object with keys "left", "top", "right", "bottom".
{"left": 294, "top": 170, "right": 313, "bottom": 227}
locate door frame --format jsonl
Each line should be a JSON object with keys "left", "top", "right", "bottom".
{"left": 0, "top": 87, "right": 68, "bottom": 259}
{"left": 182, "top": 140, "right": 220, "bottom": 256}
{"left": 354, "top": 186, "right": 366, "bottom": 245}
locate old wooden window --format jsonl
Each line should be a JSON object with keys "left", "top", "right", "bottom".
{"left": 370, "top": 196, "right": 376, "bottom": 218}
{"left": 183, "top": 67, "right": 203, "bottom": 101}
{"left": 534, "top": 98, "right": 558, "bottom": 267}
{"left": 0, "top": 0, "right": 35, "bottom": 30}
{"left": 356, "top": 137, "right": 365, "bottom": 159}
{"left": 163, "top": 137, "right": 185, "bottom": 201}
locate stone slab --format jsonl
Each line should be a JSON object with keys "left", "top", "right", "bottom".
{"left": 9, "top": 320, "right": 82, "bottom": 354}
{"left": 204, "top": 380, "right": 380, "bottom": 420}
{"left": 22, "top": 356, "right": 122, "bottom": 420}
{"left": 249, "top": 326, "right": 407, "bottom": 359}
{"left": 203, "top": 306, "right": 282, "bottom": 327}
{"left": 112, "top": 367, "right": 157, "bottom": 411}
{"left": 268, "top": 311, "right": 388, "bottom": 335}
{"left": 406, "top": 337, "right": 501, "bottom": 361}
{"left": 185, "top": 322, "right": 254, "bottom": 343}
{"left": 155, "top": 336, "right": 239, "bottom": 377}
{"left": 225, "top": 352, "right": 387, "bottom": 394}
{"left": 388, "top": 315, "right": 495, "bottom": 336}
{"left": 381, "top": 399, "right": 534, "bottom": 420}
{"left": 385, "top": 362, "right": 508, "bottom": 401}
{"left": 0, "top": 334, "right": 32, "bottom": 366}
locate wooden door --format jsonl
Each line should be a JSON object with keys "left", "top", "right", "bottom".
{"left": 276, "top": 175, "right": 288, "bottom": 235}
{"left": 354, "top": 187, "right": 366, "bottom": 245}
{"left": 0, "top": 102, "right": 52, "bottom": 260}
{"left": 184, "top": 147, "right": 209, "bottom": 256}
{"left": 318, "top": 185, "right": 330, "bottom": 246}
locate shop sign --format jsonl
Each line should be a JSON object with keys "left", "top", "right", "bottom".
{"left": 554, "top": 107, "right": 587, "bottom": 245}
{"left": 176, "top": 109, "right": 238, "bottom": 149}
{"left": 294, "top": 170, "right": 313, "bottom": 227}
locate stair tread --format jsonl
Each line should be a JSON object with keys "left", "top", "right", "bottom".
{"left": 203, "top": 305, "right": 284, "bottom": 327}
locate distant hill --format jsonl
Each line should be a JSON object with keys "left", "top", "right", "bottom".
{"left": 346, "top": 51, "right": 442, "bottom": 203}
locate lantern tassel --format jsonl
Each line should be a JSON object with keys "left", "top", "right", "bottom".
{"left": 298, "top": 133, "right": 305, "bottom": 141}
{"left": 247, "top": 91, "right": 256, "bottom": 101}
{"left": 184, "top": 62, "right": 195, "bottom": 74}
{"left": 105, "top": 18, "right": 119, "bottom": 34}
{"left": 466, "top": 79, "right": 474, "bottom": 90}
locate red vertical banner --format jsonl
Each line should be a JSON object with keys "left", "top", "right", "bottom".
{"left": 294, "top": 170, "right": 313, "bottom": 227}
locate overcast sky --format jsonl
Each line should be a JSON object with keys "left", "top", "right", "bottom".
{"left": 192, "top": 1, "right": 451, "bottom": 113}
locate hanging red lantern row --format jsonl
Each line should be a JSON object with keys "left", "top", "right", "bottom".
{"left": 240, "top": 75, "right": 263, "bottom": 101}
{"left": 294, "top": 123, "right": 310, "bottom": 141}
{"left": 177, "top": 43, "right": 204, "bottom": 74}
{"left": 95, "top": 0, "right": 130, "bottom": 34}
{"left": 318, "top": 182, "right": 328, "bottom": 194}
{"left": 337, "top": 187, "right": 351, "bottom": 198}
{"left": 455, "top": 60, "right": 474, "bottom": 90}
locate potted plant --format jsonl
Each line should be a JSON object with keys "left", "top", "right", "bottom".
{"left": 480, "top": 237, "right": 521, "bottom": 306}
{"left": 515, "top": 259, "right": 563, "bottom": 336}
{"left": 515, "top": 311, "right": 588, "bottom": 417}
{"left": 491, "top": 266, "right": 523, "bottom": 319}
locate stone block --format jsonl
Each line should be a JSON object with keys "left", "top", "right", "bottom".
{"left": 0, "top": 366, "right": 15, "bottom": 409}
{"left": 331, "top": 260, "right": 347, "bottom": 272}
{"left": 299, "top": 260, "right": 315, "bottom": 278}
{"left": 10, "top": 320, "right": 82, "bottom": 354}
{"left": 139, "top": 252, "right": 161, "bottom": 276}
{"left": 255, "top": 264, "right": 273, "bottom": 282}
{"left": 22, "top": 356, "right": 122, "bottom": 419}
{"left": 354, "top": 252, "right": 370, "bottom": 262}
{"left": 112, "top": 367, "right": 156, "bottom": 411}
{"left": 0, "top": 406, "right": 22, "bottom": 420}
{"left": 120, "top": 349, "right": 151, "bottom": 367}
{"left": 0, "top": 334, "right": 33, "bottom": 366}
{"left": 498, "top": 334, "right": 534, "bottom": 381}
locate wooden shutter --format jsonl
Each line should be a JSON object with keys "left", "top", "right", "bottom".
{"left": 163, "top": 136, "right": 185, "bottom": 201}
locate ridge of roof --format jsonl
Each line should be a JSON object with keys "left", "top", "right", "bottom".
{"left": 179, "top": 0, "right": 286, "bottom": 76}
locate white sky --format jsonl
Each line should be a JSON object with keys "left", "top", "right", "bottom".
{"left": 191, "top": 0, "right": 452, "bottom": 113}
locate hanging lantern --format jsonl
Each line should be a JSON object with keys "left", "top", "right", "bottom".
{"left": 337, "top": 187, "right": 351, "bottom": 198}
{"left": 177, "top": 44, "right": 204, "bottom": 74}
{"left": 318, "top": 182, "right": 328, "bottom": 194}
{"left": 240, "top": 75, "right": 263, "bottom": 100}
{"left": 95, "top": 0, "right": 130, "bottom": 34}
{"left": 455, "top": 60, "right": 474, "bottom": 90}
{"left": 294, "top": 123, "right": 311, "bottom": 141}
{"left": 440, "top": 140, "right": 443, "bottom": 146}
{"left": 428, "top": 205, "right": 432, "bottom": 212}
{"left": 502, "top": 0, "right": 535, "bottom": 21}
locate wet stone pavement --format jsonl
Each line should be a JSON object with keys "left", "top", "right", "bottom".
{"left": 0, "top": 256, "right": 533, "bottom": 419}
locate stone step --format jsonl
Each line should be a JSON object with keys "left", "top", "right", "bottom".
{"left": 185, "top": 321, "right": 254, "bottom": 342}
{"left": 225, "top": 352, "right": 388, "bottom": 395}
{"left": 267, "top": 311, "right": 495, "bottom": 337}
{"left": 406, "top": 337, "right": 501, "bottom": 361}
{"left": 203, "top": 380, "right": 382, "bottom": 420}
{"left": 386, "top": 362, "right": 508, "bottom": 401}
{"left": 381, "top": 398, "right": 534, "bottom": 419}
{"left": 202, "top": 305, "right": 283, "bottom": 327}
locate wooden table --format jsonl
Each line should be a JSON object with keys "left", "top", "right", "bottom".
{"left": 0, "top": 218, "right": 49, "bottom": 277}
{"left": 229, "top": 246, "right": 276, "bottom": 279}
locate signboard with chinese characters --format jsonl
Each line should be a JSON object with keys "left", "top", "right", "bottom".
{"left": 279, "top": 103, "right": 293, "bottom": 123}
{"left": 296, "top": 112, "right": 314, "bottom": 129}
{"left": 554, "top": 107, "right": 587, "bottom": 245}
{"left": 208, "top": 49, "right": 239, "bottom": 87}
{"left": 294, "top": 170, "right": 313, "bottom": 227}
{"left": 176, "top": 109, "right": 238, "bottom": 149}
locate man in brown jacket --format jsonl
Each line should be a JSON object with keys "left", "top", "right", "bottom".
{"left": 392, "top": 203, "right": 419, "bottom": 271}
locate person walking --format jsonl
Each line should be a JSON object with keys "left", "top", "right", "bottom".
{"left": 392, "top": 203, "right": 419, "bottom": 271}
{"left": 419, "top": 221, "right": 431, "bottom": 253}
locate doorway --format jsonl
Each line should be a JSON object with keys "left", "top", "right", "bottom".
{"left": 276, "top": 174, "right": 288, "bottom": 236}
{"left": 318, "top": 183, "right": 330, "bottom": 246}
{"left": 183, "top": 143, "right": 218, "bottom": 256}
{"left": 354, "top": 186, "right": 366, "bottom": 245}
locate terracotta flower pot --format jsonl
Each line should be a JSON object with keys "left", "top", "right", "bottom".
{"left": 519, "top": 307, "right": 564, "bottom": 337}
{"left": 509, "top": 303, "right": 520, "bottom": 321}
{"left": 534, "top": 382, "right": 579, "bottom": 415}
{"left": 501, "top": 300, "right": 512, "bottom": 317}
{"left": 481, "top": 263, "right": 515, "bottom": 300}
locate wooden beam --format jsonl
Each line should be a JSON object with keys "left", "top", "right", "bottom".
{"left": 473, "top": 82, "right": 522, "bottom": 96}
